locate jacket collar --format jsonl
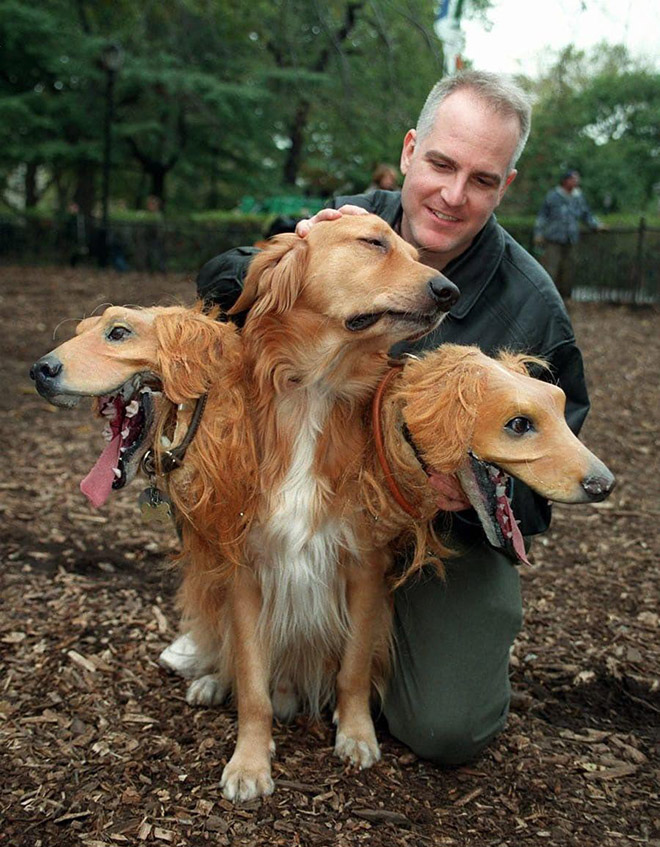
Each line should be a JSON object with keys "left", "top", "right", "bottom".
{"left": 441, "top": 215, "right": 505, "bottom": 319}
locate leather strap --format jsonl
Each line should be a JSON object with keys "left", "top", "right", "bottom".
{"left": 141, "top": 392, "right": 208, "bottom": 476}
{"left": 371, "top": 364, "right": 422, "bottom": 520}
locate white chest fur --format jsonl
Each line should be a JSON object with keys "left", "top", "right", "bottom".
{"left": 251, "top": 391, "right": 354, "bottom": 673}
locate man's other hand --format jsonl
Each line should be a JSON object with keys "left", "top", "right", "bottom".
{"left": 427, "top": 471, "right": 471, "bottom": 512}
{"left": 295, "top": 205, "right": 369, "bottom": 238}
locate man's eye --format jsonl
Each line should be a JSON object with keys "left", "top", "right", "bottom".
{"left": 475, "top": 176, "right": 496, "bottom": 189}
{"left": 107, "top": 325, "right": 131, "bottom": 341}
{"left": 505, "top": 416, "right": 534, "bottom": 435}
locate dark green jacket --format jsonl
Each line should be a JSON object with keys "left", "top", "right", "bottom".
{"left": 196, "top": 189, "right": 590, "bottom": 538}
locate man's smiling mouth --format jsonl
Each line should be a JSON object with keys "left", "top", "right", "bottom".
{"left": 430, "top": 208, "right": 460, "bottom": 222}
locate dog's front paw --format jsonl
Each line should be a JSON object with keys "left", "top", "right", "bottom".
{"left": 186, "top": 674, "right": 228, "bottom": 707}
{"left": 334, "top": 723, "right": 381, "bottom": 769}
{"left": 220, "top": 748, "right": 275, "bottom": 802}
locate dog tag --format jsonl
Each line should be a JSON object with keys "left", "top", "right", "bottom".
{"left": 138, "top": 486, "right": 173, "bottom": 525}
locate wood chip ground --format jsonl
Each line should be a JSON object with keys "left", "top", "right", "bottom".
{"left": 1, "top": 267, "right": 658, "bottom": 846}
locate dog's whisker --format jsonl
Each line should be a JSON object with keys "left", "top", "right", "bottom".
{"left": 90, "top": 302, "right": 114, "bottom": 316}
{"left": 52, "top": 317, "right": 82, "bottom": 341}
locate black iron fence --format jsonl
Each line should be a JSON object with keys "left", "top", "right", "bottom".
{"left": 0, "top": 215, "right": 265, "bottom": 277}
{"left": 508, "top": 220, "right": 660, "bottom": 304}
{"left": 1, "top": 215, "right": 658, "bottom": 304}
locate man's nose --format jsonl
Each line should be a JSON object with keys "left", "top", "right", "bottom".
{"left": 441, "top": 175, "right": 468, "bottom": 207}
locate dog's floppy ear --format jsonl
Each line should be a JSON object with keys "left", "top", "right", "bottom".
{"left": 399, "top": 347, "right": 484, "bottom": 473}
{"left": 229, "top": 233, "right": 308, "bottom": 318}
{"left": 154, "top": 308, "right": 233, "bottom": 404}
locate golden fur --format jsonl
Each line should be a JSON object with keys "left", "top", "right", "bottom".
{"left": 31, "top": 289, "right": 615, "bottom": 804}
{"left": 362, "top": 344, "right": 614, "bottom": 584}
{"left": 204, "top": 214, "right": 457, "bottom": 801}
{"left": 31, "top": 217, "right": 458, "bottom": 804}
{"left": 30, "top": 303, "right": 259, "bottom": 654}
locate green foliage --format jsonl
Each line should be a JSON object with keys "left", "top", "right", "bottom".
{"left": 0, "top": 0, "right": 453, "bottom": 214}
{"left": 514, "top": 44, "right": 660, "bottom": 215}
{"left": 4, "top": 1, "right": 659, "bottom": 224}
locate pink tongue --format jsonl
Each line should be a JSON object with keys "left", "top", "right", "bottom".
{"left": 80, "top": 435, "right": 121, "bottom": 508}
{"left": 499, "top": 494, "right": 531, "bottom": 566}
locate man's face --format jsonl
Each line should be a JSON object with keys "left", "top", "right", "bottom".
{"left": 399, "top": 90, "right": 520, "bottom": 270}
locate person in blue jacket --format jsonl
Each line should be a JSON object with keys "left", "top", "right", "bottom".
{"left": 534, "top": 169, "right": 605, "bottom": 299}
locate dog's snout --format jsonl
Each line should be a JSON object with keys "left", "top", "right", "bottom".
{"left": 428, "top": 276, "right": 460, "bottom": 311}
{"left": 581, "top": 469, "right": 616, "bottom": 501}
{"left": 30, "top": 355, "right": 63, "bottom": 385}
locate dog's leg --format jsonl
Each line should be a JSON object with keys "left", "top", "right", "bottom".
{"left": 333, "top": 551, "right": 390, "bottom": 769}
{"left": 220, "top": 567, "right": 275, "bottom": 802}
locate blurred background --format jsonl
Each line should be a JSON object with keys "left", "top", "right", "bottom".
{"left": 1, "top": 0, "right": 658, "bottom": 300}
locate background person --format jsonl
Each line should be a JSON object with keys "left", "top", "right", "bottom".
{"left": 168, "top": 70, "right": 590, "bottom": 768}
{"left": 366, "top": 163, "right": 399, "bottom": 192}
{"left": 534, "top": 169, "right": 605, "bottom": 299}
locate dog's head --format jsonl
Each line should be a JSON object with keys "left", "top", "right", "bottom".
{"left": 30, "top": 304, "right": 236, "bottom": 507}
{"left": 398, "top": 344, "right": 615, "bottom": 562}
{"left": 231, "top": 215, "right": 459, "bottom": 364}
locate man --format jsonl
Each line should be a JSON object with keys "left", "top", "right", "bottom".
{"left": 165, "top": 70, "right": 589, "bottom": 766}
{"left": 534, "top": 169, "right": 604, "bottom": 299}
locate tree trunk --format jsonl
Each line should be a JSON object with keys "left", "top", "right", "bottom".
{"left": 283, "top": 100, "right": 311, "bottom": 187}
{"left": 25, "top": 163, "right": 39, "bottom": 208}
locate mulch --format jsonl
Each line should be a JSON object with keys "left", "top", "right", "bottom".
{"left": 1, "top": 266, "right": 658, "bottom": 847}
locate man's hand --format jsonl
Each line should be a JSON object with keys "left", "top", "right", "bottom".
{"left": 427, "top": 471, "right": 471, "bottom": 512}
{"left": 295, "top": 204, "right": 369, "bottom": 238}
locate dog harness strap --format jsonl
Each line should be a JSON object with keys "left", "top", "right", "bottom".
{"left": 372, "top": 364, "right": 423, "bottom": 521}
{"left": 401, "top": 421, "right": 431, "bottom": 475}
{"left": 159, "top": 392, "right": 209, "bottom": 474}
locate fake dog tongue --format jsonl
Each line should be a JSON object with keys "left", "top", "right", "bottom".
{"left": 457, "top": 456, "right": 531, "bottom": 567}
{"left": 80, "top": 434, "right": 122, "bottom": 508}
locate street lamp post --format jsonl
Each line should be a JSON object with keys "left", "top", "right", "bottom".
{"left": 99, "top": 42, "right": 123, "bottom": 268}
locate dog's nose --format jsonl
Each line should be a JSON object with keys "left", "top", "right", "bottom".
{"left": 428, "top": 276, "right": 460, "bottom": 311}
{"left": 30, "top": 355, "right": 63, "bottom": 385}
{"left": 581, "top": 470, "right": 616, "bottom": 501}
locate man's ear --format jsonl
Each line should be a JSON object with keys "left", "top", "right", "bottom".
{"left": 400, "top": 129, "right": 417, "bottom": 175}
{"left": 497, "top": 169, "right": 517, "bottom": 203}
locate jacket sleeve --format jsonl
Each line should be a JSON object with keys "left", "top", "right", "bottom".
{"left": 534, "top": 190, "right": 555, "bottom": 239}
{"left": 576, "top": 194, "right": 601, "bottom": 230}
{"left": 547, "top": 337, "right": 591, "bottom": 436}
{"left": 196, "top": 246, "right": 260, "bottom": 312}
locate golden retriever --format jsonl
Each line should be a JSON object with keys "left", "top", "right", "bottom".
{"left": 202, "top": 214, "right": 459, "bottom": 800}
{"left": 32, "top": 215, "right": 460, "bottom": 803}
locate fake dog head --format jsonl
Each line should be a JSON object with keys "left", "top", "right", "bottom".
{"left": 30, "top": 304, "right": 241, "bottom": 506}
{"left": 395, "top": 344, "right": 615, "bottom": 562}
{"left": 230, "top": 215, "right": 460, "bottom": 390}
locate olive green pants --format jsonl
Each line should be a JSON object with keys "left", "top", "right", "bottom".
{"left": 384, "top": 538, "right": 523, "bottom": 765}
{"left": 541, "top": 241, "right": 575, "bottom": 299}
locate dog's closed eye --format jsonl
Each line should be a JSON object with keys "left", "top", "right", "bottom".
{"left": 358, "top": 236, "right": 388, "bottom": 252}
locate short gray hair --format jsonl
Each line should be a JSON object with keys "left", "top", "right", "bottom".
{"left": 415, "top": 70, "right": 532, "bottom": 171}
